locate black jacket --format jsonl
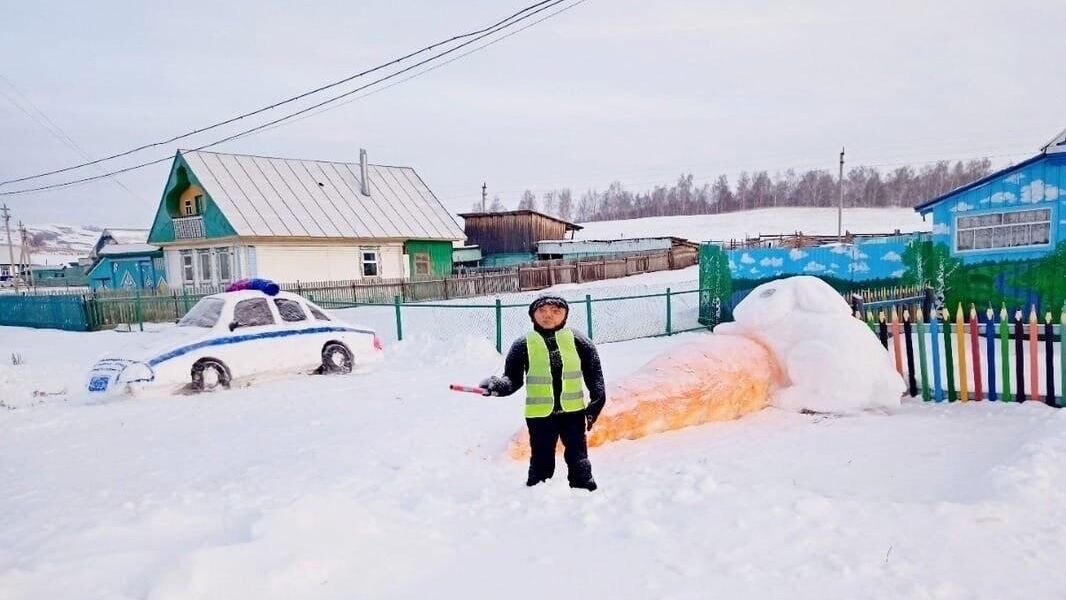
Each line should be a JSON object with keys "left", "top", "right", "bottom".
{"left": 494, "top": 327, "right": 606, "bottom": 417}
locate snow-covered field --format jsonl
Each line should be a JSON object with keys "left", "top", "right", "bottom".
{"left": 576, "top": 207, "right": 930, "bottom": 242}
{"left": 3, "top": 323, "right": 1065, "bottom": 599}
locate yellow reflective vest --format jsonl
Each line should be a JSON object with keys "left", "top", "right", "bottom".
{"left": 525, "top": 328, "right": 586, "bottom": 418}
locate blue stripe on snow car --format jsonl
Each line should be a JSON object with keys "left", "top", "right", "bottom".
{"left": 146, "top": 326, "right": 372, "bottom": 367}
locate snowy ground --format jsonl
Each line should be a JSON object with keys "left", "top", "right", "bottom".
{"left": 576, "top": 207, "right": 930, "bottom": 242}
{"left": 2, "top": 324, "right": 1065, "bottom": 599}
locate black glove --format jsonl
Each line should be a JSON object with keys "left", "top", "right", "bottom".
{"left": 586, "top": 411, "right": 598, "bottom": 431}
{"left": 479, "top": 376, "right": 505, "bottom": 396}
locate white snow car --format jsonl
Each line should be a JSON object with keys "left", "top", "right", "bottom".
{"left": 86, "top": 289, "right": 382, "bottom": 395}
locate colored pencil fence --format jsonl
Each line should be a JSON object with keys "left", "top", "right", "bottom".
{"left": 859, "top": 302, "right": 1066, "bottom": 408}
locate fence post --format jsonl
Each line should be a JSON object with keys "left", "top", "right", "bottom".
{"left": 665, "top": 287, "right": 673, "bottom": 335}
{"left": 585, "top": 294, "right": 594, "bottom": 340}
{"left": 495, "top": 298, "right": 503, "bottom": 354}
{"left": 135, "top": 287, "right": 144, "bottom": 332}
{"left": 393, "top": 295, "right": 403, "bottom": 341}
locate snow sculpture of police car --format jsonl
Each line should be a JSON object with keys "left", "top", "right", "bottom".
{"left": 86, "top": 278, "right": 382, "bottom": 395}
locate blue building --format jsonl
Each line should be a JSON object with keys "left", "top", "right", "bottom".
{"left": 914, "top": 129, "right": 1065, "bottom": 264}
{"left": 86, "top": 228, "right": 166, "bottom": 290}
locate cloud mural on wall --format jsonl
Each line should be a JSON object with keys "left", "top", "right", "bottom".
{"left": 830, "top": 245, "right": 850, "bottom": 255}
{"left": 881, "top": 251, "right": 902, "bottom": 262}
{"left": 740, "top": 253, "right": 755, "bottom": 265}
{"left": 789, "top": 248, "right": 808, "bottom": 261}
{"left": 990, "top": 191, "right": 1016, "bottom": 204}
{"left": 760, "top": 257, "right": 784, "bottom": 267}
{"left": 1005, "top": 173, "right": 1025, "bottom": 184}
{"left": 931, "top": 223, "right": 950, "bottom": 235}
{"left": 750, "top": 267, "right": 760, "bottom": 275}
{"left": 803, "top": 261, "right": 826, "bottom": 273}
{"left": 1021, "top": 180, "right": 1060, "bottom": 203}
{"left": 950, "top": 201, "right": 975, "bottom": 213}
{"left": 830, "top": 262, "right": 840, "bottom": 270}
{"left": 848, "top": 262, "right": 870, "bottom": 273}
{"left": 728, "top": 260, "right": 737, "bottom": 270}
{"left": 892, "top": 269, "right": 906, "bottom": 278}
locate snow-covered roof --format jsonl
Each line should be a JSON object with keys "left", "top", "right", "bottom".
{"left": 98, "top": 243, "right": 160, "bottom": 256}
{"left": 103, "top": 228, "right": 150, "bottom": 245}
{"left": 180, "top": 150, "right": 465, "bottom": 241}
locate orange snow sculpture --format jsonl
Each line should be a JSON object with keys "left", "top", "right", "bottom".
{"left": 508, "top": 333, "right": 777, "bottom": 460}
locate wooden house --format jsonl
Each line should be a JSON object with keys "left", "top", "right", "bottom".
{"left": 459, "top": 210, "right": 582, "bottom": 267}
{"left": 146, "top": 149, "right": 464, "bottom": 287}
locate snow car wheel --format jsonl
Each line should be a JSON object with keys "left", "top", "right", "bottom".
{"left": 191, "top": 358, "right": 231, "bottom": 392}
{"left": 320, "top": 342, "right": 354, "bottom": 375}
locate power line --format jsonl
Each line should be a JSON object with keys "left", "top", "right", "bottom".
{"left": 0, "top": 0, "right": 563, "bottom": 187}
{"left": 0, "top": 74, "right": 144, "bottom": 202}
{"left": 0, "top": 0, "right": 581, "bottom": 197}
{"left": 248, "top": 0, "right": 590, "bottom": 139}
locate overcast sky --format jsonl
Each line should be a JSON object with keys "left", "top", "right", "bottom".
{"left": 1, "top": 0, "right": 1063, "bottom": 227}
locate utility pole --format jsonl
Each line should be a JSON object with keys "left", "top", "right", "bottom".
{"left": 1, "top": 204, "right": 13, "bottom": 284}
{"left": 18, "top": 221, "right": 32, "bottom": 289}
{"left": 837, "top": 147, "right": 845, "bottom": 243}
{"left": 481, "top": 182, "right": 487, "bottom": 212}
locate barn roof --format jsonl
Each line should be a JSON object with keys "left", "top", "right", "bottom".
{"left": 178, "top": 150, "right": 464, "bottom": 241}
{"left": 458, "top": 209, "right": 583, "bottom": 231}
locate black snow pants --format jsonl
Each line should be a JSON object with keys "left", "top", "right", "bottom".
{"left": 526, "top": 409, "right": 594, "bottom": 487}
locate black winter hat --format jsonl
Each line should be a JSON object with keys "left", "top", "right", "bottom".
{"left": 528, "top": 294, "right": 569, "bottom": 319}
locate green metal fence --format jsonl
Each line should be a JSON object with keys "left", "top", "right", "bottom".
{"left": 1, "top": 283, "right": 713, "bottom": 349}
{"left": 318, "top": 287, "right": 709, "bottom": 350}
{"left": 0, "top": 294, "right": 90, "bottom": 331}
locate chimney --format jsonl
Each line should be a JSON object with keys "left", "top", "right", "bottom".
{"left": 359, "top": 148, "right": 370, "bottom": 196}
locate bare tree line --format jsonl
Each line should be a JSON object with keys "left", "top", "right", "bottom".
{"left": 473, "top": 158, "right": 993, "bottom": 222}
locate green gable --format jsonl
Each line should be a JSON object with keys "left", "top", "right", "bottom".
{"left": 147, "top": 152, "right": 238, "bottom": 244}
{"left": 405, "top": 240, "right": 454, "bottom": 278}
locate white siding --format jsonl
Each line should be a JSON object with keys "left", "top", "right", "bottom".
{"left": 253, "top": 243, "right": 406, "bottom": 282}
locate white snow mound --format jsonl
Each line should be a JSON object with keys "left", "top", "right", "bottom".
{"left": 715, "top": 275, "right": 904, "bottom": 413}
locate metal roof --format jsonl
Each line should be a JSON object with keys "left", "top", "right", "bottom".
{"left": 457, "top": 209, "right": 583, "bottom": 231}
{"left": 180, "top": 150, "right": 464, "bottom": 241}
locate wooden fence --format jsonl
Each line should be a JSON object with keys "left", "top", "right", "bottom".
{"left": 867, "top": 303, "right": 1064, "bottom": 407}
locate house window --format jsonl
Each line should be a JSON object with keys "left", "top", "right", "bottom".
{"left": 198, "top": 249, "right": 213, "bottom": 283}
{"left": 216, "top": 247, "right": 232, "bottom": 283}
{"left": 181, "top": 250, "right": 195, "bottom": 285}
{"left": 413, "top": 252, "right": 431, "bottom": 277}
{"left": 955, "top": 208, "right": 1051, "bottom": 252}
{"left": 182, "top": 194, "right": 203, "bottom": 216}
{"left": 361, "top": 249, "right": 379, "bottom": 277}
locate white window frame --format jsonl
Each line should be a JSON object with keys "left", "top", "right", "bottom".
{"left": 361, "top": 248, "right": 380, "bottom": 278}
{"left": 180, "top": 250, "right": 195, "bottom": 285}
{"left": 197, "top": 249, "right": 214, "bottom": 284}
{"left": 954, "top": 208, "right": 1052, "bottom": 253}
{"left": 216, "top": 247, "right": 232, "bottom": 284}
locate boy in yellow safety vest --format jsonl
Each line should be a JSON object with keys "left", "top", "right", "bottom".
{"left": 480, "top": 295, "right": 606, "bottom": 491}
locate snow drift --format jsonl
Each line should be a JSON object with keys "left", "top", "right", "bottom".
{"left": 716, "top": 275, "right": 904, "bottom": 413}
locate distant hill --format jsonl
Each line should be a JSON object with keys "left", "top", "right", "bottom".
{"left": 11, "top": 224, "right": 102, "bottom": 264}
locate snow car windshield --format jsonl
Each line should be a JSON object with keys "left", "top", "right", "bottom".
{"left": 178, "top": 297, "right": 225, "bottom": 328}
